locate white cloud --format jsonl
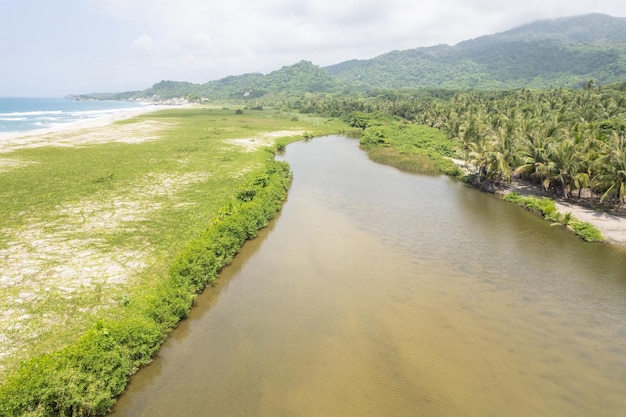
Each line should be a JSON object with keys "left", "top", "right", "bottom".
{"left": 4, "top": 0, "right": 626, "bottom": 95}
{"left": 131, "top": 34, "right": 156, "bottom": 52}
{"left": 80, "top": 0, "right": 626, "bottom": 89}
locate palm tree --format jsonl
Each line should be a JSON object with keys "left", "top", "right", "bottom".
{"left": 568, "top": 122, "right": 601, "bottom": 200}
{"left": 483, "top": 125, "right": 517, "bottom": 183}
{"left": 543, "top": 139, "right": 579, "bottom": 198}
{"left": 468, "top": 135, "right": 490, "bottom": 179}
{"left": 593, "top": 132, "right": 626, "bottom": 207}
{"left": 514, "top": 124, "right": 551, "bottom": 188}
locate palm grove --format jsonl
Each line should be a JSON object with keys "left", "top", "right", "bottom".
{"left": 270, "top": 82, "right": 626, "bottom": 208}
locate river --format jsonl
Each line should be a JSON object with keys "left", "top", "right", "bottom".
{"left": 110, "top": 135, "right": 626, "bottom": 417}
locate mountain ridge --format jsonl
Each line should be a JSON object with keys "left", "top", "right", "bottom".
{"left": 324, "top": 13, "right": 626, "bottom": 90}
{"left": 71, "top": 13, "right": 626, "bottom": 101}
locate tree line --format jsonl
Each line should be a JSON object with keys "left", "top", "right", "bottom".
{"left": 263, "top": 83, "right": 626, "bottom": 207}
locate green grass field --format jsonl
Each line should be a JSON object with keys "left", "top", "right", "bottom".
{"left": 0, "top": 106, "right": 349, "bottom": 382}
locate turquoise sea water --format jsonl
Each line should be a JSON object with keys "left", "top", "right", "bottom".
{"left": 0, "top": 97, "right": 144, "bottom": 133}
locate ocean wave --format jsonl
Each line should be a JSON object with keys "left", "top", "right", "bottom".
{"left": 67, "top": 108, "right": 131, "bottom": 117}
{"left": 0, "top": 98, "right": 146, "bottom": 133}
{"left": 0, "top": 110, "right": 64, "bottom": 117}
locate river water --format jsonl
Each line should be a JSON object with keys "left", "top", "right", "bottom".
{"left": 110, "top": 136, "right": 626, "bottom": 417}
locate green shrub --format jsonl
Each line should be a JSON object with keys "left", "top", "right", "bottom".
{"left": 503, "top": 192, "right": 604, "bottom": 243}
{"left": 357, "top": 116, "right": 459, "bottom": 175}
{"left": 570, "top": 221, "right": 605, "bottom": 242}
{"left": 0, "top": 318, "right": 163, "bottom": 417}
{"left": 503, "top": 191, "right": 523, "bottom": 203}
{"left": 504, "top": 193, "right": 557, "bottom": 217}
{"left": 275, "top": 141, "right": 287, "bottom": 152}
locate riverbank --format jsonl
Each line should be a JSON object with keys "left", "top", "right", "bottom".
{"left": 355, "top": 117, "right": 623, "bottom": 247}
{"left": 448, "top": 158, "right": 626, "bottom": 246}
{"left": 108, "top": 135, "right": 626, "bottom": 417}
{"left": 498, "top": 179, "right": 626, "bottom": 246}
{"left": 0, "top": 107, "right": 350, "bottom": 412}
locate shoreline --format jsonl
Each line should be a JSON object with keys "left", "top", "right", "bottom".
{"left": 498, "top": 179, "right": 626, "bottom": 247}
{"left": 0, "top": 103, "right": 182, "bottom": 140}
{"left": 0, "top": 104, "right": 184, "bottom": 154}
{"left": 450, "top": 158, "right": 626, "bottom": 247}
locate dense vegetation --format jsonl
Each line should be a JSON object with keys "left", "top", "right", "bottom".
{"left": 269, "top": 82, "right": 626, "bottom": 210}
{"left": 348, "top": 112, "right": 460, "bottom": 175}
{"left": 327, "top": 14, "right": 626, "bottom": 90}
{"left": 72, "top": 61, "right": 349, "bottom": 102}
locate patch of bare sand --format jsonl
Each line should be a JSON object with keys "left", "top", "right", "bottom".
{"left": 0, "top": 171, "right": 209, "bottom": 370}
{"left": 225, "top": 130, "right": 305, "bottom": 151}
{"left": 0, "top": 119, "right": 173, "bottom": 155}
{"left": 553, "top": 200, "right": 626, "bottom": 245}
{"left": 499, "top": 179, "right": 626, "bottom": 246}
{"left": 0, "top": 157, "right": 36, "bottom": 173}
{"left": 450, "top": 158, "right": 626, "bottom": 246}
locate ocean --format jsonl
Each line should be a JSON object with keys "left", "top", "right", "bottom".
{"left": 0, "top": 97, "right": 145, "bottom": 134}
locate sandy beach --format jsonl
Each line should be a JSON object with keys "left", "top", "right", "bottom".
{"left": 0, "top": 104, "right": 175, "bottom": 154}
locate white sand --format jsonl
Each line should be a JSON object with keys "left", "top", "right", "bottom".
{"left": 451, "top": 158, "right": 626, "bottom": 246}
{"left": 0, "top": 105, "right": 175, "bottom": 154}
{"left": 553, "top": 200, "right": 626, "bottom": 245}
{"left": 504, "top": 179, "right": 626, "bottom": 246}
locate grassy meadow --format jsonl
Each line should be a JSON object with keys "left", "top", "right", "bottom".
{"left": 0, "top": 106, "right": 349, "bottom": 383}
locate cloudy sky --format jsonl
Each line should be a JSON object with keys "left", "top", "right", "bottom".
{"left": 2, "top": 0, "right": 626, "bottom": 97}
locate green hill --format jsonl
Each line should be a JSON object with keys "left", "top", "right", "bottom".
{"left": 73, "top": 13, "right": 626, "bottom": 101}
{"left": 325, "top": 13, "right": 626, "bottom": 90}
{"left": 74, "top": 61, "right": 346, "bottom": 102}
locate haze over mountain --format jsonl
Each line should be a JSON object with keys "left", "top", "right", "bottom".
{"left": 326, "top": 13, "right": 626, "bottom": 90}
{"left": 73, "top": 13, "right": 626, "bottom": 101}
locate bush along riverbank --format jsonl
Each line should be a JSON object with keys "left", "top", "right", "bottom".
{"left": 0, "top": 159, "right": 292, "bottom": 417}
{"left": 346, "top": 111, "right": 605, "bottom": 244}
{"left": 502, "top": 192, "right": 605, "bottom": 243}
{"left": 348, "top": 112, "right": 461, "bottom": 176}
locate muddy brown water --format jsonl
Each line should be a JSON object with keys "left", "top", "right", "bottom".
{"left": 110, "top": 136, "right": 626, "bottom": 417}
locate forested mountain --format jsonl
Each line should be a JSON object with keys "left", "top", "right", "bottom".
{"left": 72, "top": 13, "right": 626, "bottom": 101}
{"left": 74, "top": 60, "right": 346, "bottom": 101}
{"left": 186, "top": 60, "right": 344, "bottom": 100}
{"left": 325, "top": 13, "right": 626, "bottom": 90}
